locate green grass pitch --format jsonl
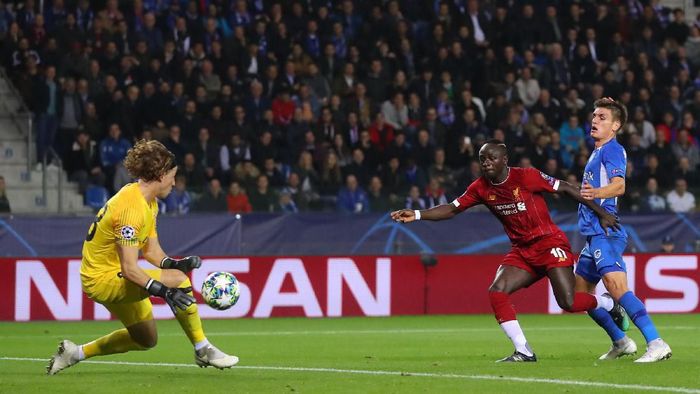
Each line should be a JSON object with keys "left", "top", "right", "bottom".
{"left": 1, "top": 314, "right": 699, "bottom": 393}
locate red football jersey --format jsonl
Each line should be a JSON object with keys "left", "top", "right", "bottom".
{"left": 453, "top": 167, "right": 564, "bottom": 246}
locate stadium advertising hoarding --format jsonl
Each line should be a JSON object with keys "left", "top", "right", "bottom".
{"left": 1, "top": 254, "right": 698, "bottom": 321}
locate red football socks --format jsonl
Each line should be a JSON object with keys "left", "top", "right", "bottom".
{"left": 568, "top": 292, "right": 598, "bottom": 312}
{"left": 489, "top": 291, "right": 517, "bottom": 323}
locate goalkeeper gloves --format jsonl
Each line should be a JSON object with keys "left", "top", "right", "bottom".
{"left": 145, "top": 279, "right": 196, "bottom": 315}
{"left": 161, "top": 256, "right": 201, "bottom": 273}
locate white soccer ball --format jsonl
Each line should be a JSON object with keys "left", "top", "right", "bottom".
{"left": 201, "top": 271, "right": 241, "bottom": 310}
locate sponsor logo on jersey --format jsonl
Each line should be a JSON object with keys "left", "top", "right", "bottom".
{"left": 493, "top": 202, "right": 526, "bottom": 216}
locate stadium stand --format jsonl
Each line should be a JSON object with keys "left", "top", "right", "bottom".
{"left": 1, "top": 0, "right": 699, "bottom": 214}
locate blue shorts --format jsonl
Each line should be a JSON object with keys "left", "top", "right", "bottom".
{"left": 575, "top": 234, "right": 628, "bottom": 284}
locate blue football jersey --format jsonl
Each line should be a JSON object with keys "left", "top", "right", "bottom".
{"left": 577, "top": 138, "right": 628, "bottom": 236}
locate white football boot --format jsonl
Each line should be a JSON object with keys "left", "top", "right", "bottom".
{"left": 195, "top": 344, "right": 239, "bottom": 369}
{"left": 47, "top": 340, "right": 81, "bottom": 375}
{"left": 599, "top": 336, "right": 637, "bottom": 360}
{"left": 634, "top": 339, "right": 672, "bottom": 363}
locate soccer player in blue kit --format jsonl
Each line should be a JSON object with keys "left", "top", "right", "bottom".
{"left": 576, "top": 98, "right": 672, "bottom": 362}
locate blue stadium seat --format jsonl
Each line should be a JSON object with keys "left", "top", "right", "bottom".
{"left": 85, "top": 186, "right": 109, "bottom": 210}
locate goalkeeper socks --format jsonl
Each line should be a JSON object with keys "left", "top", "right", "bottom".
{"left": 499, "top": 320, "right": 534, "bottom": 357}
{"left": 587, "top": 308, "right": 625, "bottom": 342}
{"left": 619, "top": 291, "right": 660, "bottom": 343}
{"left": 83, "top": 328, "right": 147, "bottom": 358}
{"left": 175, "top": 278, "right": 206, "bottom": 345}
{"left": 194, "top": 339, "right": 210, "bottom": 351}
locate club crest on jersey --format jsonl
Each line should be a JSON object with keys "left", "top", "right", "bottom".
{"left": 120, "top": 226, "right": 136, "bottom": 240}
{"left": 512, "top": 187, "right": 520, "bottom": 199}
{"left": 488, "top": 194, "right": 496, "bottom": 201}
{"left": 594, "top": 249, "right": 602, "bottom": 259}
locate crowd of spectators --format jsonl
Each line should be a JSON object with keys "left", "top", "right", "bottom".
{"left": 2, "top": 0, "right": 699, "bottom": 214}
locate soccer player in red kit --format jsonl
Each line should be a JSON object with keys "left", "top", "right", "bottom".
{"left": 391, "top": 140, "right": 624, "bottom": 362}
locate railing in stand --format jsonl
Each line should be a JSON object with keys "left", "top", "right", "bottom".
{"left": 0, "top": 67, "right": 33, "bottom": 179}
{"left": 41, "top": 148, "right": 63, "bottom": 213}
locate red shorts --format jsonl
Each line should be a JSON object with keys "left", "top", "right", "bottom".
{"left": 502, "top": 233, "right": 575, "bottom": 277}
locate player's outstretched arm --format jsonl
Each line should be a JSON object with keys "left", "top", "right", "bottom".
{"left": 581, "top": 177, "right": 625, "bottom": 200}
{"left": 391, "top": 203, "right": 461, "bottom": 223}
{"left": 556, "top": 181, "right": 621, "bottom": 235}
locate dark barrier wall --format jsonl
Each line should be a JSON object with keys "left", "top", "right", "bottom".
{"left": 1, "top": 212, "right": 700, "bottom": 257}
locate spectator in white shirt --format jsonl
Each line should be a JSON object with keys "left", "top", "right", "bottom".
{"left": 515, "top": 67, "right": 541, "bottom": 108}
{"left": 381, "top": 92, "right": 409, "bottom": 131}
{"left": 667, "top": 178, "right": 696, "bottom": 213}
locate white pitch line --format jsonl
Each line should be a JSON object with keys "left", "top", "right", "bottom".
{"left": 1, "top": 357, "right": 698, "bottom": 393}
{"left": 0, "top": 326, "right": 697, "bottom": 340}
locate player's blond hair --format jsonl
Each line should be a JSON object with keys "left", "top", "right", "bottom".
{"left": 123, "top": 139, "right": 176, "bottom": 182}
{"left": 594, "top": 98, "right": 627, "bottom": 132}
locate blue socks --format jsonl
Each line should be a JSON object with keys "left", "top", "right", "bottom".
{"left": 588, "top": 308, "right": 625, "bottom": 342}
{"left": 619, "top": 291, "right": 660, "bottom": 343}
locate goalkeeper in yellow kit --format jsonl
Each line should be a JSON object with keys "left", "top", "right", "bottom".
{"left": 47, "top": 140, "right": 238, "bottom": 375}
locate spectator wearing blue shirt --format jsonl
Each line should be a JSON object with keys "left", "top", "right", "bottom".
{"left": 547, "top": 131, "right": 573, "bottom": 169}
{"left": 337, "top": 174, "right": 369, "bottom": 213}
{"left": 75, "top": 0, "right": 94, "bottom": 32}
{"left": 0, "top": 1, "right": 14, "bottom": 35}
{"left": 436, "top": 89, "right": 455, "bottom": 126}
{"left": 304, "top": 20, "right": 321, "bottom": 59}
{"left": 559, "top": 113, "right": 585, "bottom": 153}
{"left": 330, "top": 22, "right": 347, "bottom": 59}
{"left": 164, "top": 175, "right": 192, "bottom": 215}
{"left": 228, "top": 0, "right": 252, "bottom": 29}
{"left": 15, "top": 0, "right": 36, "bottom": 31}
{"left": 139, "top": 12, "right": 164, "bottom": 55}
{"left": 32, "top": 65, "right": 60, "bottom": 165}
{"left": 276, "top": 191, "right": 298, "bottom": 213}
{"left": 142, "top": 0, "right": 165, "bottom": 13}
{"left": 100, "top": 123, "right": 131, "bottom": 167}
{"left": 640, "top": 177, "right": 666, "bottom": 213}
{"left": 100, "top": 123, "right": 131, "bottom": 192}
{"left": 44, "top": 0, "right": 67, "bottom": 32}
{"left": 339, "top": 0, "right": 362, "bottom": 41}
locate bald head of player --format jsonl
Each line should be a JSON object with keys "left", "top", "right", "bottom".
{"left": 478, "top": 139, "right": 509, "bottom": 183}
